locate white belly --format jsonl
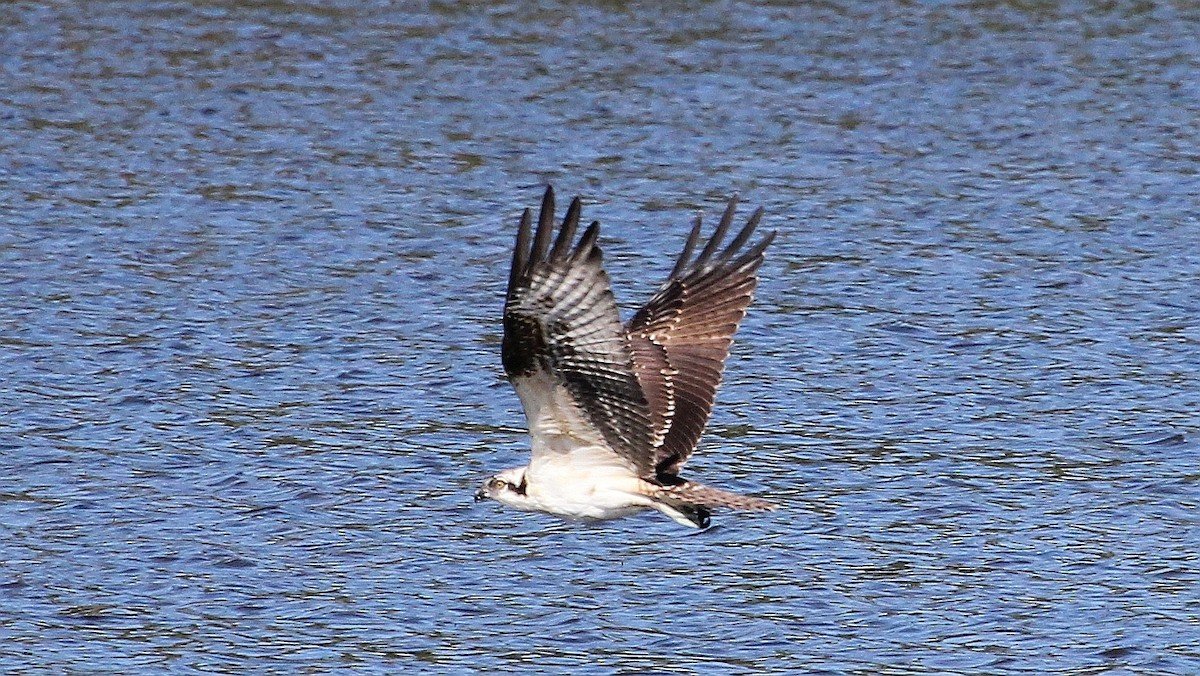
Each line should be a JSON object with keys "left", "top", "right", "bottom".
{"left": 525, "top": 461, "right": 654, "bottom": 521}
{"left": 512, "top": 370, "right": 656, "bottom": 521}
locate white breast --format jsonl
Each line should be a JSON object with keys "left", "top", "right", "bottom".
{"left": 511, "top": 371, "right": 652, "bottom": 519}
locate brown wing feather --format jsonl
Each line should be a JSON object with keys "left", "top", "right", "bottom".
{"left": 504, "top": 186, "right": 657, "bottom": 475}
{"left": 626, "top": 196, "right": 775, "bottom": 478}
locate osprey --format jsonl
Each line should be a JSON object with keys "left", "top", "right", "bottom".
{"left": 475, "top": 186, "right": 777, "bottom": 528}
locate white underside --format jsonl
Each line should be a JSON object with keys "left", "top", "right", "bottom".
{"left": 495, "top": 371, "right": 703, "bottom": 527}
{"left": 524, "top": 461, "right": 655, "bottom": 521}
{"left": 507, "top": 469, "right": 697, "bottom": 527}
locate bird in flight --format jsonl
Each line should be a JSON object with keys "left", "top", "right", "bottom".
{"left": 475, "top": 186, "right": 777, "bottom": 528}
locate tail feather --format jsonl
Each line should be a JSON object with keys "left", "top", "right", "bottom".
{"left": 658, "top": 481, "right": 777, "bottom": 512}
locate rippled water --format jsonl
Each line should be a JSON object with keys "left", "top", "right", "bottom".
{"left": 3, "top": 1, "right": 1198, "bottom": 673}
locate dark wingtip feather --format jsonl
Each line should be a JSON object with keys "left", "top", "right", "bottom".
{"left": 721, "top": 206, "right": 764, "bottom": 260}
{"left": 669, "top": 214, "right": 704, "bottom": 279}
{"left": 692, "top": 194, "right": 739, "bottom": 268}
{"left": 724, "top": 229, "right": 776, "bottom": 279}
{"left": 758, "top": 228, "right": 777, "bottom": 251}
{"left": 745, "top": 228, "right": 776, "bottom": 262}
{"left": 530, "top": 185, "right": 556, "bottom": 267}
{"left": 571, "top": 220, "right": 602, "bottom": 263}
{"left": 507, "top": 207, "right": 533, "bottom": 300}
{"left": 549, "top": 196, "right": 582, "bottom": 262}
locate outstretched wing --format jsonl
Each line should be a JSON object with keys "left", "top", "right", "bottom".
{"left": 626, "top": 196, "right": 774, "bottom": 478}
{"left": 503, "top": 186, "right": 657, "bottom": 475}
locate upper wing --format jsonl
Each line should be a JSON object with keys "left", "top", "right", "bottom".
{"left": 626, "top": 196, "right": 774, "bottom": 478}
{"left": 503, "top": 186, "right": 657, "bottom": 475}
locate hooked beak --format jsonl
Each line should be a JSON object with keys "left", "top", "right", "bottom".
{"left": 474, "top": 489, "right": 488, "bottom": 502}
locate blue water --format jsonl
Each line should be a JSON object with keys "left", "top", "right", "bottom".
{"left": 2, "top": 1, "right": 1198, "bottom": 673}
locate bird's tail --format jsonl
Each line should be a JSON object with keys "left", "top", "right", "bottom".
{"left": 658, "top": 481, "right": 777, "bottom": 512}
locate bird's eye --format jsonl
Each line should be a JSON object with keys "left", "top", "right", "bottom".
{"left": 489, "top": 478, "right": 507, "bottom": 490}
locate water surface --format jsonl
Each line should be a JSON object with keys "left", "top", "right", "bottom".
{"left": 2, "top": 1, "right": 1198, "bottom": 674}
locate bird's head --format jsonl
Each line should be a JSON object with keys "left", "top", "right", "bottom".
{"left": 474, "top": 467, "right": 530, "bottom": 508}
